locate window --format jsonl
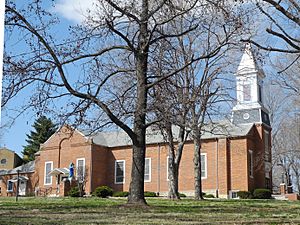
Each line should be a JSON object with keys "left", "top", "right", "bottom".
{"left": 44, "top": 161, "right": 53, "bottom": 185}
{"left": 265, "top": 178, "right": 271, "bottom": 189}
{"left": 243, "top": 83, "right": 251, "bottom": 102}
{"left": 144, "top": 158, "right": 151, "bottom": 182}
{"left": 167, "top": 155, "right": 207, "bottom": 180}
{"left": 0, "top": 159, "right": 7, "bottom": 164}
{"left": 264, "top": 130, "right": 270, "bottom": 161}
{"left": 7, "top": 180, "right": 13, "bottom": 192}
{"left": 249, "top": 150, "right": 254, "bottom": 178}
{"left": 115, "top": 160, "right": 125, "bottom": 184}
{"left": 76, "top": 158, "right": 85, "bottom": 182}
{"left": 201, "top": 153, "right": 207, "bottom": 179}
{"left": 258, "top": 84, "right": 262, "bottom": 102}
{"left": 229, "top": 190, "right": 239, "bottom": 199}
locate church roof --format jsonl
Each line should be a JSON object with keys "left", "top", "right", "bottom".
{"left": 1, "top": 161, "right": 35, "bottom": 175}
{"left": 88, "top": 122, "right": 254, "bottom": 148}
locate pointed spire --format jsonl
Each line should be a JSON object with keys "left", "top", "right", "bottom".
{"left": 237, "top": 43, "right": 259, "bottom": 75}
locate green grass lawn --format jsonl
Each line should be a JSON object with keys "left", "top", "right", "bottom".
{"left": 0, "top": 197, "right": 299, "bottom": 224}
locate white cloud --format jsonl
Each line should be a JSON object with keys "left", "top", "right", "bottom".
{"left": 53, "top": 0, "right": 97, "bottom": 23}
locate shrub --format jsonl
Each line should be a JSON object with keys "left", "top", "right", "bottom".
{"left": 253, "top": 189, "right": 272, "bottom": 199}
{"left": 69, "top": 187, "right": 80, "bottom": 197}
{"left": 179, "top": 193, "right": 186, "bottom": 198}
{"left": 237, "top": 191, "right": 252, "bottom": 199}
{"left": 205, "top": 194, "right": 215, "bottom": 198}
{"left": 113, "top": 191, "right": 129, "bottom": 197}
{"left": 144, "top": 191, "right": 157, "bottom": 197}
{"left": 93, "top": 186, "right": 113, "bottom": 198}
{"left": 202, "top": 192, "right": 206, "bottom": 196}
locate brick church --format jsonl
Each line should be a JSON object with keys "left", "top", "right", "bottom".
{"left": 0, "top": 45, "right": 272, "bottom": 198}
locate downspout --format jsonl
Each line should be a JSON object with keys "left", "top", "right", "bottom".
{"left": 216, "top": 138, "right": 219, "bottom": 198}
{"left": 157, "top": 143, "right": 161, "bottom": 196}
{"left": 89, "top": 138, "right": 93, "bottom": 195}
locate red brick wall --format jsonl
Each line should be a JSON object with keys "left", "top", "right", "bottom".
{"left": 28, "top": 124, "right": 271, "bottom": 197}
{"left": 38, "top": 126, "right": 92, "bottom": 195}
{"left": 229, "top": 138, "right": 249, "bottom": 192}
{"left": 90, "top": 145, "right": 109, "bottom": 191}
{"left": 0, "top": 172, "right": 37, "bottom": 196}
{"left": 104, "top": 139, "right": 241, "bottom": 196}
{"left": 218, "top": 138, "right": 230, "bottom": 196}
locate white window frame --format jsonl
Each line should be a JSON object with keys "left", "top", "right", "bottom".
{"left": 249, "top": 150, "right": 254, "bottom": 178}
{"left": 242, "top": 83, "right": 251, "bottom": 102}
{"left": 76, "top": 158, "right": 86, "bottom": 181}
{"left": 144, "top": 158, "right": 151, "bottom": 182}
{"left": 7, "top": 180, "right": 13, "bottom": 192}
{"left": 201, "top": 153, "right": 207, "bottom": 179}
{"left": 229, "top": 190, "right": 240, "bottom": 199}
{"left": 167, "top": 155, "right": 207, "bottom": 180}
{"left": 44, "top": 161, "right": 53, "bottom": 185}
{"left": 115, "top": 160, "right": 125, "bottom": 184}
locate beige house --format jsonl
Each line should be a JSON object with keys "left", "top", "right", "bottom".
{"left": 0, "top": 147, "right": 23, "bottom": 170}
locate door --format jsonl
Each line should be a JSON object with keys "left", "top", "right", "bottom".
{"left": 19, "top": 181, "right": 27, "bottom": 196}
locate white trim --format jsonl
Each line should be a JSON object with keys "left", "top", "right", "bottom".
{"left": 229, "top": 190, "right": 240, "bottom": 199}
{"left": 44, "top": 161, "right": 53, "bottom": 185}
{"left": 249, "top": 150, "right": 254, "bottom": 178}
{"left": 76, "top": 158, "right": 85, "bottom": 180}
{"left": 201, "top": 153, "right": 208, "bottom": 179}
{"left": 167, "top": 154, "right": 207, "bottom": 180}
{"left": 115, "top": 160, "right": 125, "bottom": 184}
{"left": 144, "top": 158, "right": 151, "bottom": 182}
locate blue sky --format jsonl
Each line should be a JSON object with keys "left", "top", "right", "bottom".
{"left": 0, "top": 0, "right": 95, "bottom": 156}
{"left": 0, "top": 0, "right": 286, "bottom": 157}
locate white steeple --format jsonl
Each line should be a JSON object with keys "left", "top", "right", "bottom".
{"left": 232, "top": 44, "right": 270, "bottom": 126}
{"left": 233, "top": 44, "right": 265, "bottom": 111}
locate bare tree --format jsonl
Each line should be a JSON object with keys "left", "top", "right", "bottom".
{"left": 243, "top": 0, "right": 300, "bottom": 54}
{"left": 272, "top": 116, "right": 300, "bottom": 193}
{"left": 3, "top": 0, "right": 235, "bottom": 205}
{"left": 151, "top": 8, "right": 242, "bottom": 199}
{"left": 240, "top": 0, "right": 300, "bottom": 193}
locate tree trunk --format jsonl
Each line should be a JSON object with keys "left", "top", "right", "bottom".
{"left": 128, "top": 138, "right": 147, "bottom": 205}
{"left": 127, "top": 59, "right": 147, "bottom": 204}
{"left": 165, "top": 124, "right": 180, "bottom": 200}
{"left": 168, "top": 151, "right": 180, "bottom": 200}
{"left": 127, "top": 82, "right": 147, "bottom": 204}
{"left": 194, "top": 134, "right": 204, "bottom": 200}
{"left": 127, "top": 0, "right": 149, "bottom": 205}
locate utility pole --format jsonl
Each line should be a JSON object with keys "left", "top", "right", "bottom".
{"left": 16, "top": 169, "right": 20, "bottom": 202}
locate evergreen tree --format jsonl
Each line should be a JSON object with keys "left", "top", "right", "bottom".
{"left": 22, "top": 116, "right": 56, "bottom": 162}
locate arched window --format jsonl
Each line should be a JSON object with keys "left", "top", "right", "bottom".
{"left": 0, "top": 159, "right": 7, "bottom": 164}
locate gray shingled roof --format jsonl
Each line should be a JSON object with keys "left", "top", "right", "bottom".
{"left": 89, "top": 122, "right": 254, "bottom": 148}
{"left": 2, "top": 161, "right": 35, "bottom": 175}
{"left": 0, "top": 170, "right": 8, "bottom": 176}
